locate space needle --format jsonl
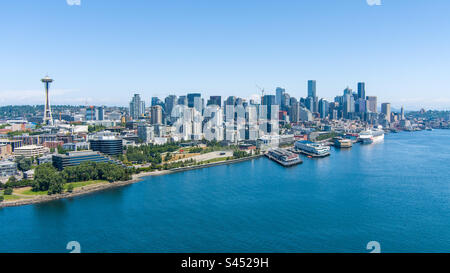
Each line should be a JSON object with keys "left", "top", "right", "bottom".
{"left": 41, "top": 76, "right": 54, "bottom": 126}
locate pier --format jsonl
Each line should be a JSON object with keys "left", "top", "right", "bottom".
{"left": 265, "top": 148, "right": 303, "bottom": 167}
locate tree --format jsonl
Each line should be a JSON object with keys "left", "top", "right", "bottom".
{"left": 164, "top": 153, "right": 172, "bottom": 162}
{"left": 7, "top": 176, "right": 17, "bottom": 184}
{"left": 47, "top": 172, "right": 65, "bottom": 195}
{"left": 66, "top": 183, "right": 74, "bottom": 193}
{"left": 4, "top": 187, "right": 13, "bottom": 195}
{"left": 0, "top": 195, "right": 4, "bottom": 202}
{"left": 15, "top": 156, "right": 32, "bottom": 172}
{"left": 57, "top": 146, "right": 68, "bottom": 154}
{"left": 33, "top": 163, "right": 64, "bottom": 192}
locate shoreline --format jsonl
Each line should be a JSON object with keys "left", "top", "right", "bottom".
{"left": 0, "top": 154, "right": 263, "bottom": 209}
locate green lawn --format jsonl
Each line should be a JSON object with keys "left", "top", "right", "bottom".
{"left": 64, "top": 180, "right": 108, "bottom": 190}
{"left": 18, "top": 180, "right": 108, "bottom": 196}
{"left": 21, "top": 189, "right": 48, "bottom": 195}
{"left": 199, "top": 157, "right": 228, "bottom": 164}
{"left": 3, "top": 194, "right": 29, "bottom": 201}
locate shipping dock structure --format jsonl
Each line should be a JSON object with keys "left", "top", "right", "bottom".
{"left": 332, "top": 137, "right": 353, "bottom": 148}
{"left": 265, "top": 148, "right": 303, "bottom": 167}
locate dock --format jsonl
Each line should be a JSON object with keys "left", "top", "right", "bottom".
{"left": 265, "top": 148, "right": 303, "bottom": 167}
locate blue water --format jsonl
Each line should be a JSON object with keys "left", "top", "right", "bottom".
{"left": 1, "top": 130, "right": 449, "bottom": 253}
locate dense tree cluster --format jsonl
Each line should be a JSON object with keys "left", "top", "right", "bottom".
{"left": 31, "top": 162, "right": 131, "bottom": 195}
{"left": 32, "top": 164, "right": 65, "bottom": 194}
{"left": 315, "top": 131, "right": 339, "bottom": 141}
{"left": 123, "top": 143, "right": 179, "bottom": 164}
{"left": 189, "top": 147, "right": 203, "bottom": 153}
{"left": 62, "top": 162, "right": 130, "bottom": 183}
{"left": 233, "top": 150, "right": 250, "bottom": 159}
{"left": 15, "top": 156, "right": 32, "bottom": 172}
{"left": 88, "top": 125, "right": 107, "bottom": 133}
{"left": 0, "top": 178, "right": 32, "bottom": 189}
{"left": 3, "top": 187, "right": 13, "bottom": 195}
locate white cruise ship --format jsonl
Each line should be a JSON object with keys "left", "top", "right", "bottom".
{"left": 294, "top": 140, "right": 331, "bottom": 157}
{"left": 358, "top": 129, "right": 385, "bottom": 144}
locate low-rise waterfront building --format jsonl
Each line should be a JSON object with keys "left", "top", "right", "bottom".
{"left": 52, "top": 150, "right": 119, "bottom": 170}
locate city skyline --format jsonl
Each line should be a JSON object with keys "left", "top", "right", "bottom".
{"left": 1, "top": 1, "right": 450, "bottom": 110}
{"left": 0, "top": 76, "right": 420, "bottom": 113}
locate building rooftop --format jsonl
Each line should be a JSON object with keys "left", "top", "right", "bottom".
{"left": 54, "top": 150, "right": 102, "bottom": 158}
{"left": 15, "top": 145, "right": 44, "bottom": 150}
{"left": 0, "top": 161, "right": 16, "bottom": 166}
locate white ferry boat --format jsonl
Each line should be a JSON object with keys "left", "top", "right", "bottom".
{"left": 358, "top": 129, "right": 385, "bottom": 144}
{"left": 294, "top": 140, "right": 331, "bottom": 157}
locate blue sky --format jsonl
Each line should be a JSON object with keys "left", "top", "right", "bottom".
{"left": 1, "top": 0, "right": 449, "bottom": 110}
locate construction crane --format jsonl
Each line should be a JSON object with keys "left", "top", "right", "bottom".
{"left": 256, "top": 84, "right": 265, "bottom": 103}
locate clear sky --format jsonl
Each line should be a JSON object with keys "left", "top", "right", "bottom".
{"left": 1, "top": 0, "right": 449, "bottom": 110}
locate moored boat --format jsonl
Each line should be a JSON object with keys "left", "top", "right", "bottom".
{"left": 358, "top": 129, "right": 385, "bottom": 144}
{"left": 294, "top": 140, "right": 331, "bottom": 157}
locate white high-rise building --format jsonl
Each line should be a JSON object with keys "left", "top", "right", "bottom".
{"left": 129, "top": 94, "right": 145, "bottom": 120}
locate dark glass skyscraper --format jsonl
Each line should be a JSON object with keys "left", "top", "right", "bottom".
{"left": 187, "top": 93, "right": 201, "bottom": 108}
{"left": 357, "top": 82, "right": 366, "bottom": 99}
{"left": 207, "top": 96, "right": 222, "bottom": 107}
{"left": 307, "top": 80, "right": 316, "bottom": 98}
{"left": 262, "top": 95, "right": 277, "bottom": 133}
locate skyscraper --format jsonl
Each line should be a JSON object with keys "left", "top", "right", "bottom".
{"left": 261, "top": 95, "right": 277, "bottom": 133}
{"left": 85, "top": 106, "right": 105, "bottom": 121}
{"left": 307, "top": 80, "right": 316, "bottom": 98}
{"left": 357, "top": 82, "right": 366, "bottom": 99}
{"left": 225, "top": 96, "right": 236, "bottom": 106}
{"left": 207, "top": 96, "right": 222, "bottom": 107}
{"left": 164, "top": 95, "right": 177, "bottom": 118}
{"left": 366, "top": 96, "right": 377, "bottom": 113}
{"left": 281, "top": 92, "right": 290, "bottom": 111}
{"left": 129, "top": 94, "right": 145, "bottom": 120}
{"left": 151, "top": 97, "right": 163, "bottom": 107}
{"left": 305, "top": 96, "right": 314, "bottom": 112}
{"left": 355, "top": 98, "right": 367, "bottom": 113}
{"left": 193, "top": 96, "right": 204, "bottom": 113}
{"left": 343, "top": 87, "right": 352, "bottom": 96}
{"left": 381, "top": 103, "right": 391, "bottom": 122}
{"left": 151, "top": 105, "right": 163, "bottom": 125}
{"left": 290, "top": 102, "right": 300, "bottom": 123}
{"left": 41, "top": 76, "right": 54, "bottom": 125}
{"left": 343, "top": 93, "right": 355, "bottom": 119}
{"left": 275, "top": 87, "right": 285, "bottom": 106}
{"left": 178, "top": 96, "right": 187, "bottom": 106}
{"left": 318, "top": 99, "right": 329, "bottom": 119}
{"left": 187, "top": 93, "right": 201, "bottom": 108}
